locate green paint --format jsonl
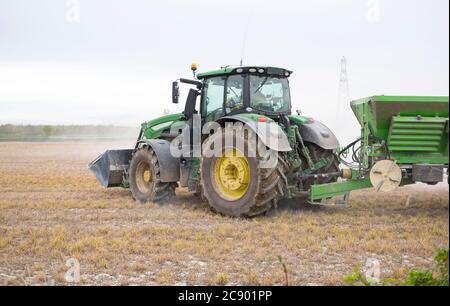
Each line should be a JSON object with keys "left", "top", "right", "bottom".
{"left": 294, "top": 125, "right": 314, "bottom": 169}
{"left": 351, "top": 169, "right": 362, "bottom": 180}
{"left": 288, "top": 115, "right": 312, "bottom": 125}
{"left": 230, "top": 113, "right": 274, "bottom": 123}
{"left": 121, "top": 179, "right": 130, "bottom": 189}
{"left": 197, "top": 66, "right": 289, "bottom": 79}
{"left": 288, "top": 115, "right": 333, "bottom": 181}
{"left": 304, "top": 157, "right": 332, "bottom": 175}
{"left": 286, "top": 125, "right": 302, "bottom": 170}
{"left": 313, "top": 96, "right": 448, "bottom": 202}
{"left": 197, "top": 67, "right": 237, "bottom": 79}
{"left": 311, "top": 178, "right": 373, "bottom": 201}
{"left": 350, "top": 95, "right": 448, "bottom": 167}
{"left": 351, "top": 95, "right": 448, "bottom": 141}
{"left": 388, "top": 116, "right": 447, "bottom": 156}
{"left": 143, "top": 113, "right": 186, "bottom": 139}
{"left": 190, "top": 158, "right": 200, "bottom": 181}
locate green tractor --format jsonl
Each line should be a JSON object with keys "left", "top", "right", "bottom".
{"left": 89, "top": 65, "right": 449, "bottom": 217}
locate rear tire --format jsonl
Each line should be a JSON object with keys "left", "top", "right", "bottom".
{"left": 200, "top": 126, "right": 285, "bottom": 217}
{"left": 129, "top": 147, "right": 177, "bottom": 203}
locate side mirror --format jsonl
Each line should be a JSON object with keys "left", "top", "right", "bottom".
{"left": 172, "top": 81, "right": 180, "bottom": 104}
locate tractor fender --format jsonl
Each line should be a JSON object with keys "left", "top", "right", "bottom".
{"left": 297, "top": 121, "right": 340, "bottom": 150}
{"left": 140, "top": 139, "right": 180, "bottom": 182}
{"left": 216, "top": 115, "right": 292, "bottom": 152}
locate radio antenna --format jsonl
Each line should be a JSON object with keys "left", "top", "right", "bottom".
{"left": 240, "top": 2, "right": 253, "bottom": 67}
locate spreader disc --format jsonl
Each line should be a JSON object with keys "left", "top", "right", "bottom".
{"left": 370, "top": 160, "right": 402, "bottom": 192}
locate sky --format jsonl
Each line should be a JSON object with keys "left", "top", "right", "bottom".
{"left": 0, "top": 0, "right": 448, "bottom": 144}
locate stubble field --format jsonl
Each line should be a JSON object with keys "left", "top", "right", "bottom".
{"left": 0, "top": 142, "right": 448, "bottom": 285}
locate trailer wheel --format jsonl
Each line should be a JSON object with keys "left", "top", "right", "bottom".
{"left": 200, "top": 126, "right": 286, "bottom": 217}
{"left": 129, "top": 147, "right": 176, "bottom": 203}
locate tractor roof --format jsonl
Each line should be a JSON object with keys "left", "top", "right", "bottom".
{"left": 196, "top": 66, "right": 293, "bottom": 79}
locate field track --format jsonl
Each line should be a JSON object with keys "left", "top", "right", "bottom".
{"left": 0, "top": 142, "right": 448, "bottom": 285}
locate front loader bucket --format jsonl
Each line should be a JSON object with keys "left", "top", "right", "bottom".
{"left": 88, "top": 149, "right": 133, "bottom": 188}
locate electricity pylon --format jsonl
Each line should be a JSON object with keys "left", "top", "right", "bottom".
{"left": 338, "top": 56, "right": 350, "bottom": 106}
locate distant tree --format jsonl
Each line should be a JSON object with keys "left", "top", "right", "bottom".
{"left": 42, "top": 125, "right": 53, "bottom": 138}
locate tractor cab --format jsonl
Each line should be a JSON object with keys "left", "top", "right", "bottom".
{"left": 173, "top": 66, "right": 293, "bottom": 122}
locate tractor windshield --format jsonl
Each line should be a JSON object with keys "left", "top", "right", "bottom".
{"left": 250, "top": 75, "right": 291, "bottom": 113}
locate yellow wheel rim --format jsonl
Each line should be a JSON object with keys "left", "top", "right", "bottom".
{"left": 136, "top": 161, "right": 153, "bottom": 193}
{"left": 213, "top": 148, "right": 250, "bottom": 201}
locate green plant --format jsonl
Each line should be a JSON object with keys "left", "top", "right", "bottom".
{"left": 215, "top": 273, "right": 228, "bottom": 285}
{"left": 277, "top": 255, "right": 289, "bottom": 286}
{"left": 344, "top": 248, "right": 449, "bottom": 286}
{"left": 403, "top": 270, "right": 435, "bottom": 286}
{"left": 435, "top": 248, "right": 449, "bottom": 285}
{"left": 42, "top": 125, "right": 53, "bottom": 138}
{"left": 404, "top": 248, "right": 448, "bottom": 286}
{"left": 343, "top": 265, "right": 373, "bottom": 286}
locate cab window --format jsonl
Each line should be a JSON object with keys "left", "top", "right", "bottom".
{"left": 250, "top": 75, "right": 291, "bottom": 113}
{"left": 203, "top": 77, "right": 225, "bottom": 121}
{"left": 225, "top": 75, "right": 245, "bottom": 114}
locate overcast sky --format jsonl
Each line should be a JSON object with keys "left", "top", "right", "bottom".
{"left": 0, "top": 0, "right": 448, "bottom": 143}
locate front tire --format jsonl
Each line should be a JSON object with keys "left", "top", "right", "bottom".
{"left": 129, "top": 147, "right": 176, "bottom": 203}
